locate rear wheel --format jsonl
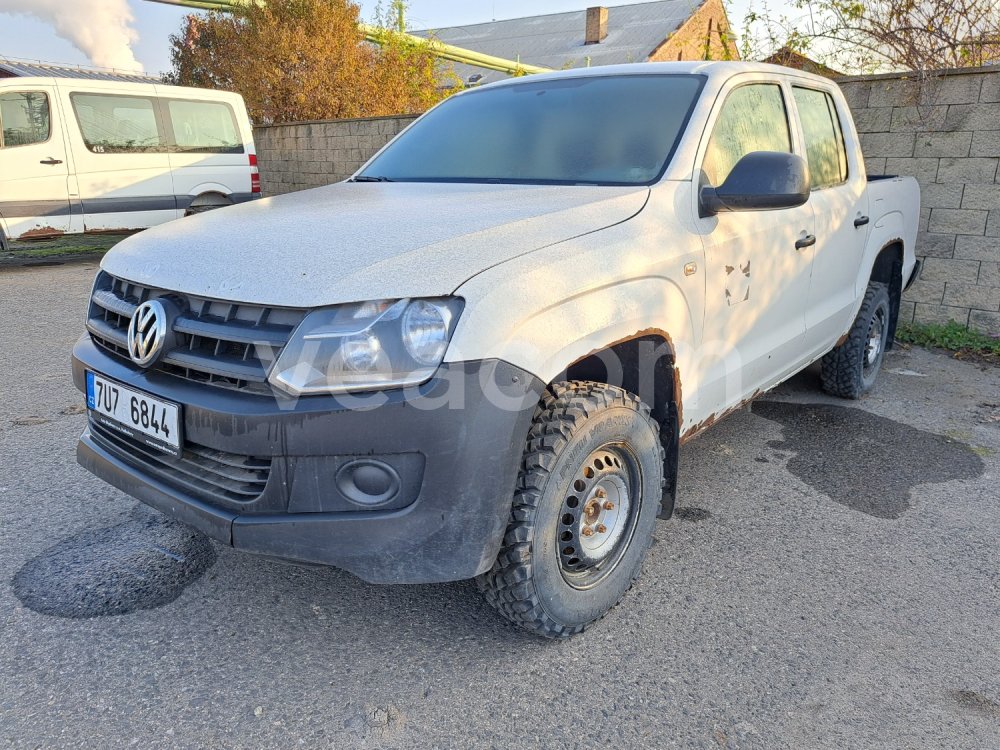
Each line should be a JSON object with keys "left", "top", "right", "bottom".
{"left": 477, "top": 382, "right": 664, "bottom": 638}
{"left": 184, "top": 193, "right": 232, "bottom": 217}
{"left": 820, "top": 281, "right": 891, "bottom": 399}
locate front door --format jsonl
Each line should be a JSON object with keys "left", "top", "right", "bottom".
{"left": 692, "top": 79, "right": 816, "bottom": 417}
{"left": 0, "top": 88, "right": 72, "bottom": 240}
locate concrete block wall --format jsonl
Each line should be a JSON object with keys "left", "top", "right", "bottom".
{"left": 839, "top": 67, "right": 1000, "bottom": 335}
{"left": 253, "top": 115, "right": 417, "bottom": 196}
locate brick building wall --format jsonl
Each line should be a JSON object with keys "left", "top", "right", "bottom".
{"left": 648, "top": 0, "right": 737, "bottom": 62}
{"left": 253, "top": 115, "right": 417, "bottom": 196}
{"left": 839, "top": 67, "right": 1000, "bottom": 334}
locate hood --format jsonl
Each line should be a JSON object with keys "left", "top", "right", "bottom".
{"left": 101, "top": 181, "right": 649, "bottom": 308}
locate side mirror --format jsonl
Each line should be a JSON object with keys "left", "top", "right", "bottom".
{"left": 700, "top": 151, "right": 810, "bottom": 216}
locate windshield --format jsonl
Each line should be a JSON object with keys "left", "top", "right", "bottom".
{"left": 359, "top": 74, "right": 704, "bottom": 186}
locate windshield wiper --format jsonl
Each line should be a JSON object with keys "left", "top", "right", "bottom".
{"left": 351, "top": 175, "right": 394, "bottom": 182}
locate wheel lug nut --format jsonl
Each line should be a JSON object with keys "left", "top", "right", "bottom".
{"left": 582, "top": 527, "right": 595, "bottom": 537}
{"left": 595, "top": 488, "right": 607, "bottom": 499}
{"left": 603, "top": 501, "right": 615, "bottom": 510}
{"left": 596, "top": 524, "right": 608, "bottom": 534}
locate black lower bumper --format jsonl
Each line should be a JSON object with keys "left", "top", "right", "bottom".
{"left": 73, "top": 336, "right": 543, "bottom": 584}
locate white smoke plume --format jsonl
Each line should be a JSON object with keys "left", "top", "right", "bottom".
{"left": 0, "top": 0, "right": 143, "bottom": 72}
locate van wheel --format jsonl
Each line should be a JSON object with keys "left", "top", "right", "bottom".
{"left": 477, "top": 382, "right": 664, "bottom": 638}
{"left": 184, "top": 193, "right": 232, "bottom": 217}
{"left": 820, "top": 281, "right": 891, "bottom": 399}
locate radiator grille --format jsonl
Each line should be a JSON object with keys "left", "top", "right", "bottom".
{"left": 87, "top": 272, "right": 305, "bottom": 393}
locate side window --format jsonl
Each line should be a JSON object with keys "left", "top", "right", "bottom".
{"left": 702, "top": 84, "right": 791, "bottom": 186}
{"left": 166, "top": 100, "right": 243, "bottom": 153}
{"left": 70, "top": 93, "right": 164, "bottom": 154}
{"left": 792, "top": 87, "right": 848, "bottom": 189}
{"left": 0, "top": 92, "right": 51, "bottom": 148}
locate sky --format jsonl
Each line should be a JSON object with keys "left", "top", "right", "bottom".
{"left": 0, "top": 0, "right": 756, "bottom": 77}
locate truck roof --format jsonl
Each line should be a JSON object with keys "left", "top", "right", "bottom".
{"left": 478, "top": 60, "right": 841, "bottom": 91}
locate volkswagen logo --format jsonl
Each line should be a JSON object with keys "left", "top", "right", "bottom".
{"left": 127, "top": 300, "right": 168, "bottom": 367}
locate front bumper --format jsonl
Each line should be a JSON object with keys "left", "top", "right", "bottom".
{"left": 73, "top": 336, "right": 543, "bottom": 583}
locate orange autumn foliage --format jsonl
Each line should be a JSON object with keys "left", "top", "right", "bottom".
{"left": 166, "top": 0, "right": 454, "bottom": 124}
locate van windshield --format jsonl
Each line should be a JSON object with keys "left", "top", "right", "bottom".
{"left": 358, "top": 74, "right": 704, "bottom": 186}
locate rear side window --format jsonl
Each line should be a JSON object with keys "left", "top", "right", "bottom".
{"left": 702, "top": 84, "right": 791, "bottom": 186}
{"left": 792, "top": 87, "right": 848, "bottom": 189}
{"left": 71, "top": 93, "right": 164, "bottom": 153}
{"left": 167, "top": 99, "right": 243, "bottom": 153}
{"left": 0, "top": 92, "right": 50, "bottom": 148}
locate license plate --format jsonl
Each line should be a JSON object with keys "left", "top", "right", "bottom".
{"left": 86, "top": 372, "right": 182, "bottom": 457}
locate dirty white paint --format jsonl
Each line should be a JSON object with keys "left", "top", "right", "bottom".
{"left": 102, "top": 181, "right": 649, "bottom": 305}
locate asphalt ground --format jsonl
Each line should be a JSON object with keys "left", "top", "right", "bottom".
{"left": 1, "top": 263, "right": 998, "bottom": 749}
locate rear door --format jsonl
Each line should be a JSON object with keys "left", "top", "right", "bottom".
{"left": 62, "top": 83, "right": 176, "bottom": 231}
{"left": 159, "top": 93, "right": 253, "bottom": 213}
{"left": 693, "top": 77, "right": 816, "bottom": 410}
{"left": 0, "top": 85, "right": 72, "bottom": 239}
{"left": 790, "top": 84, "right": 869, "bottom": 348}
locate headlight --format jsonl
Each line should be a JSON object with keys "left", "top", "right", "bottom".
{"left": 269, "top": 298, "right": 463, "bottom": 395}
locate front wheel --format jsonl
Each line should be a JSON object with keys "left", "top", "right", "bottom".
{"left": 820, "top": 281, "right": 891, "bottom": 399}
{"left": 477, "top": 382, "right": 664, "bottom": 638}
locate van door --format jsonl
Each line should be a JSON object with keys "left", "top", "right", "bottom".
{"left": 693, "top": 80, "right": 816, "bottom": 413}
{"left": 62, "top": 86, "right": 176, "bottom": 232}
{"left": 0, "top": 87, "right": 72, "bottom": 240}
{"left": 790, "top": 85, "right": 869, "bottom": 349}
{"left": 160, "top": 95, "right": 252, "bottom": 214}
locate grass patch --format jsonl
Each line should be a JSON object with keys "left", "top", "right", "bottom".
{"left": 10, "top": 244, "right": 111, "bottom": 258}
{"left": 896, "top": 321, "right": 1000, "bottom": 364}
{"left": 3, "top": 232, "right": 132, "bottom": 262}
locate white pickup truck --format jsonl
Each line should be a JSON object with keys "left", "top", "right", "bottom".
{"left": 73, "top": 62, "right": 920, "bottom": 637}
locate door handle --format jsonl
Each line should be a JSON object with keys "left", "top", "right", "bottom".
{"left": 39, "top": 158, "right": 63, "bottom": 166}
{"left": 854, "top": 215, "right": 870, "bottom": 228}
{"left": 795, "top": 234, "right": 817, "bottom": 250}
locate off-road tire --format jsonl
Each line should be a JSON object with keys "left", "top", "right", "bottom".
{"left": 477, "top": 381, "right": 664, "bottom": 638}
{"left": 820, "top": 281, "right": 891, "bottom": 399}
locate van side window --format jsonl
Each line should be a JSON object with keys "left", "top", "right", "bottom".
{"left": 792, "top": 87, "right": 848, "bottom": 188}
{"left": 70, "top": 93, "right": 164, "bottom": 154}
{"left": 702, "top": 84, "right": 791, "bottom": 187}
{"left": 0, "top": 92, "right": 50, "bottom": 148}
{"left": 167, "top": 100, "right": 243, "bottom": 153}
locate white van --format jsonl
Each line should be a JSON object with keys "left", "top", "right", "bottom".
{"left": 0, "top": 75, "right": 259, "bottom": 247}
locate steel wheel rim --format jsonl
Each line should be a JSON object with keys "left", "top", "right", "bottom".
{"left": 556, "top": 443, "right": 642, "bottom": 590}
{"left": 864, "top": 306, "right": 887, "bottom": 377}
